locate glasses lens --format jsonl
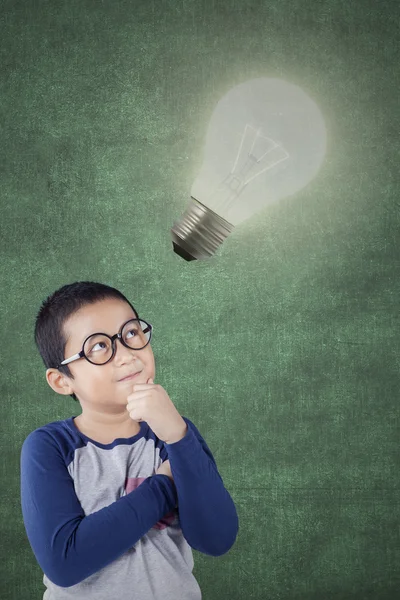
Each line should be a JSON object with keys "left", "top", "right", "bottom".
{"left": 83, "top": 334, "right": 113, "bottom": 365}
{"left": 122, "top": 319, "right": 151, "bottom": 349}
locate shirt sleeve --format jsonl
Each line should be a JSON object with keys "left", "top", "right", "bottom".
{"left": 20, "top": 430, "right": 177, "bottom": 588}
{"left": 165, "top": 416, "right": 239, "bottom": 556}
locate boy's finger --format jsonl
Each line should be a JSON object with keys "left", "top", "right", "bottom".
{"left": 129, "top": 381, "right": 154, "bottom": 391}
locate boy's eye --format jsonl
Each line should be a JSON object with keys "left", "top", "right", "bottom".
{"left": 91, "top": 341, "right": 108, "bottom": 353}
{"left": 126, "top": 328, "right": 137, "bottom": 338}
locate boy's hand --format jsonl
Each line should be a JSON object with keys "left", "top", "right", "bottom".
{"left": 155, "top": 459, "right": 174, "bottom": 482}
{"left": 126, "top": 378, "right": 188, "bottom": 444}
{"left": 156, "top": 460, "right": 179, "bottom": 509}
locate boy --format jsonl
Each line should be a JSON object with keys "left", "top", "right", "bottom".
{"left": 20, "top": 281, "right": 239, "bottom": 600}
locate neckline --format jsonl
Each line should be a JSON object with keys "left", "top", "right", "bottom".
{"left": 68, "top": 416, "right": 146, "bottom": 449}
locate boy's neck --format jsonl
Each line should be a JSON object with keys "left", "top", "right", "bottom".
{"left": 74, "top": 412, "right": 141, "bottom": 444}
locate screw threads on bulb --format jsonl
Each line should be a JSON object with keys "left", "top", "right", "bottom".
{"left": 171, "top": 197, "right": 235, "bottom": 261}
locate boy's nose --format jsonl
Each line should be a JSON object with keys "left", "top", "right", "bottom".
{"left": 114, "top": 337, "right": 139, "bottom": 362}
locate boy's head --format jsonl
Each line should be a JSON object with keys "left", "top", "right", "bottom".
{"left": 34, "top": 281, "right": 155, "bottom": 407}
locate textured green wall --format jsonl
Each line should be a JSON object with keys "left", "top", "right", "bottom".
{"left": 1, "top": 0, "right": 399, "bottom": 598}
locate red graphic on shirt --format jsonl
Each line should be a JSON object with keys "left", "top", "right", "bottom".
{"left": 125, "top": 477, "right": 176, "bottom": 530}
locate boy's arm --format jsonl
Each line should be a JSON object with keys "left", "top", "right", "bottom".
{"left": 20, "top": 430, "right": 177, "bottom": 588}
{"left": 165, "top": 417, "right": 239, "bottom": 556}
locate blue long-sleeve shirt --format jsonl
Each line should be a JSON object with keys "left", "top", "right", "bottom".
{"left": 20, "top": 415, "right": 238, "bottom": 599}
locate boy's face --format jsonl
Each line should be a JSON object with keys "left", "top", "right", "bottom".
{"left": 46, "top": 297, "right": 155, "bottom": 408}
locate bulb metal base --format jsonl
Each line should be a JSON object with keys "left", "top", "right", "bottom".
{"left": 171, "top": 197, "right": 234, "bottom": 261}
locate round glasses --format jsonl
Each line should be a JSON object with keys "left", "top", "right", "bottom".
{"left": 58, "top": 318, "right": 153, "bottom": 367}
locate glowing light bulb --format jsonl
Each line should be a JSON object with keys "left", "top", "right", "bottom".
{"left": 171, "top": 77, "right": 327, "bottom": 261}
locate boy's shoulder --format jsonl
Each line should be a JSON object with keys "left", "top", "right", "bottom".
{"left": 24, "top": 416, "right": 73, "bottom": 439}
{"left": 21, "top": 417, "right": 79, "bottom": 457}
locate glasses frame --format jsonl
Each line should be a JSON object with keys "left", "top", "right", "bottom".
{"left": 55, "top": 318, "right": 153, "bottom": 369}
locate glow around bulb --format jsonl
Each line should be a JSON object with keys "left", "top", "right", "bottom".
{"left": 171, "top": 77, "right": 327, "bottom": 261}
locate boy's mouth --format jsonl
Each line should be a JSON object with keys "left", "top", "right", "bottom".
{"left": 118, "top": 371, "right": 142, "bottom": 382}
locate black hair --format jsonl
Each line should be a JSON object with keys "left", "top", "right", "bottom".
{"left": 34, "top": 281, "right": 139, "bottom": 402}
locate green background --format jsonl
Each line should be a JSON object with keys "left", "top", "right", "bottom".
{"left": 1, "top": 0, "right": 399, "bottom": 598}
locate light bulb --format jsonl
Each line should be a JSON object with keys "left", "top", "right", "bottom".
{"left": 171, "top": 77, "right": 327, "bottom": 261}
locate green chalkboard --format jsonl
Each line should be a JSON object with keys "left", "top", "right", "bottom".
{"left": 1, "top": 0, "right": 399, "bottom": 598}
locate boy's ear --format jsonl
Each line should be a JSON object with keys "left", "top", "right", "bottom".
{"left": 46, "top": 368, "right": 74, "bottom": 396}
